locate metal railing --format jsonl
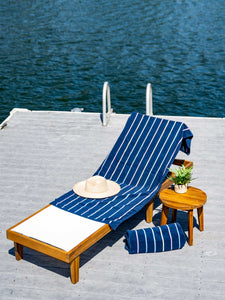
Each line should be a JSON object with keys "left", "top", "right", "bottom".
{"left": 102, "top": 81, "right": 113, "bottom": 126}
{"left": 146, "top": 83, "right": 153, "bottom": 116}
{"left": 102, "top": 82, "right": 153, "bottom": 126}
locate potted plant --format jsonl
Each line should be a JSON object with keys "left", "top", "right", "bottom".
{"left": 168, "top": 164, "right": 194, "bottom": 193}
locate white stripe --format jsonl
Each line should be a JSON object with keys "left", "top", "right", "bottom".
{"left": 113, "top": 117, "right": 152, "bottom": 182}
{"left": 94, "top": 154, "right": 110, "bottom": 176}
{"left": 136, "top": 120, "right": 171, "bottom": 186}
{"left": 144, "top": 124, "right": 175, "bottom": 190}
{"left": 106, "top": 193, "right": 142, "bottom": 219}
{"left": 135, "top": 230, "right": 139, "bottom": 253}
{"left": 109, "top": 115, "right": 144, "bottom": 180}
{"left": 150, "top": 227, "right": 156, "bottom": 253}
{"left": 96, "top": 185, "right": 144, "bottom": 220}
{"left": 80, "top": 202, "right": 100, "bottom": 215}
{"left": 56, "top": 192, "right": 77, "bottom": 206}
{"left": 142, "top": 229, "right": 148, "bottom": 253}
{"left": 146, "top": 122, "right": 182, "bottom": 190}
{"left": 103, "top": 113, "right": 139, "bottom": 178}
{"left": 87, "top": 185, "right": 142, "bottom": 220}
{"left": 86, "top": 194, "right": 121, "bottom": 218}
{"left": 161, "top": 136, "right": 183, "bottom": 176}
{"left": 66, "top": 196, "right": 90, "bottom": 211}
{"left": 70, "top": 200, "right": 97, "bottom": 213}
{"left": 128, "top": 119, "right": 163, "bottom": 185}
{"left": 62, "top": 195, "right": 82, "bottom": 209}
{"left": 166, "top": 224, "right": 173, "bottom": 250}
{"left": 174, "top": 223, "right": 181, "bottom": 248}
{"left": 111, "top": 185, "right": 159, "bottom": 223}
{"left": 158, "top": 226, "right": 165, "bottom": 252}
{"left": 92, "top": 194, "right": 130, "bottom": 220}
{"left": 70, "top": 185, "right": 127, "bottom": 216}
{"left": 121, "top": 118, "right": 157, "bottom": 184}
{"left": 122, "top": 185, "right": 141, "bottom": 195}
{"left": 87, "top": 186, "right": 138, "bottom": 219}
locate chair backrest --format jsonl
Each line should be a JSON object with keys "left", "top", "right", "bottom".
{"left": 95, "top": 112, "right": 192, "bottom": 190}
{"left": 52, "top": 112, "right": 193, "bottom": 230}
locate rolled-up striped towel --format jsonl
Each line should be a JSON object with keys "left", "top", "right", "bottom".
{"left": 124, "top": 223, "right": 186, "bottom": 254}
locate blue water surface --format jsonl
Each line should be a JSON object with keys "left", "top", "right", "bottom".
{"left": 0, "top": 0, "right": 225, "bottom": 122}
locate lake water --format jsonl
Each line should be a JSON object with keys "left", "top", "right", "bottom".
{"left": 1, "top": 0, "right": 225, "bottom": 123}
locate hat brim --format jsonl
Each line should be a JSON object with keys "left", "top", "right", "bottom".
{"left": 73, "top": 179, "right": 121, "bottom": 199}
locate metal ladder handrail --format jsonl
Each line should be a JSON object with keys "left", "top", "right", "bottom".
{"left": 102, "top": 81, "right": 152, "bottom": 125}
{"left": 146, "top": 83, "right": 153, "bottom": 116}
{"left": 102, "top": 81, "right": 113, "bottom": 126}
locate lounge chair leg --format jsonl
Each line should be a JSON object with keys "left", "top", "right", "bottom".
{"left": 146, "top": 200, "right": 154, "bottom": 223}
{"left": 14, "top": 242, "right": 23, "bottom": 260}
{"left": 70, "top": 256, "right": 80, "bottom": 284}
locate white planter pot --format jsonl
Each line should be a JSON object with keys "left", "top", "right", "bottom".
{"left": 174, "top": 184, "right": 188, "bottom": 194}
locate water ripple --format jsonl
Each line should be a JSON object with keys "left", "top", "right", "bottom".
{"left": 0, "top": 0, "right": 225, "bottom": 122}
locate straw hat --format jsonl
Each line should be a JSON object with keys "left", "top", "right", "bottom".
{"left": 73, "top": 175, "right": 121, "bottom": 199}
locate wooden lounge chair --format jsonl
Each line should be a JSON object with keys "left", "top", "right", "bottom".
{"left": 6, "top": 158, "right": 192, "bottom": 284}
{"left": 7, "top": 113, "right": 193, "bottom": 284}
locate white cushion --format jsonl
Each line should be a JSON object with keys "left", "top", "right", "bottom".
{"left": 12, "top": 205, "right": 105, "bottom": 252}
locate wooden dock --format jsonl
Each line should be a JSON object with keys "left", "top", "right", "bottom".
{"left": 1, "top": 109, "right": 225, "bottom": 299}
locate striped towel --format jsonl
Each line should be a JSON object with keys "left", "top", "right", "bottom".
{"left": 124, "top": 223, "right": 186, "bottom": 254}
{"left": 51, "top": 112, "right": 193, "bottom": 230}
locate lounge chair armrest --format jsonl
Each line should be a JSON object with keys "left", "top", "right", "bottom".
{"left": 172, "top": 159, "right": 193, "bottom": 168}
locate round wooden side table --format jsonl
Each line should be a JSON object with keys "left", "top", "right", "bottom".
{"left": 159, "top": 187, "right": 207, "bottom": 246}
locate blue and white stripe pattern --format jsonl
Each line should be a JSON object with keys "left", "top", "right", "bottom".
{"left": 124, "top": 223, "right": 186, "bottom": 254}
{"left": 51, "top": 112, "right": 193, "bottom": 230}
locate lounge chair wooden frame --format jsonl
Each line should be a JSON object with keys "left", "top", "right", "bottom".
{"left": 7, "top": 159, "right": 193, "bottom": 284}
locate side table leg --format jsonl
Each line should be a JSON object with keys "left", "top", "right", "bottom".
{"left": 197, "top": 206, "right": 204, "bottom": 231}
{"left": 161, "top": 205, "right": 169, "bottom": 225}
{"left": 172, "top": 209, "right": 177, "bottom": 222}
{"left": 70, "top": 256, "right": 80, "bottom": 284}
{"left": 188, "top": 210, "right": 193, "bottom": 246}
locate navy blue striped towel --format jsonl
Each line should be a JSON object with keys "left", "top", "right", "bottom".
{"left": 51, "top": 112, "right": 193, "bottom": 230}
{"left": 124, "top": 223, "right": 186, "bottom": 254}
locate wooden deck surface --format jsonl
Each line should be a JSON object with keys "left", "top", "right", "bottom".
{"left": 0, "top": 109, "right": 225, "bottom": 299}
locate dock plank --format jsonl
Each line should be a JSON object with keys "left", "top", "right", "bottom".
{"left": 0, "top": 110, "right": 225, "bottom": 299}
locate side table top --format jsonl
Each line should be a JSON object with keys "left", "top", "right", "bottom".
{"left": 159, "top": 187, "right": 207, "bottom": 211}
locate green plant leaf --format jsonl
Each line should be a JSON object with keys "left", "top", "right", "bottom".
{"left": 168, "top": 164, "right": 194, "bottom": 185}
